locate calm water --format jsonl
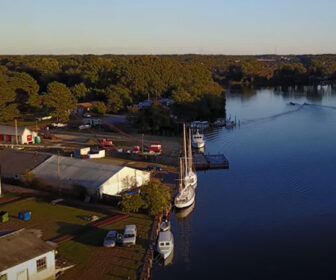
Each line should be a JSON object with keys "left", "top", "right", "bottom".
{"left": 152, "top": 86, "right": 336, "bottom": 280}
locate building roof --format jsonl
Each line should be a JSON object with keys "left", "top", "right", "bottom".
{"left": 0, "top": 149, "right": 51, "bottom": 177}
{"left": 32, "top": 155, "right": 124, "bottom": 189}
{"left": 0, "top": 125, "right": 29, "bottom": 136}
{"left": 77, "top": 102, "right": 93, "bottom": 109}
{"left": 0, "top": 229, "right": 55, "bottom": 271}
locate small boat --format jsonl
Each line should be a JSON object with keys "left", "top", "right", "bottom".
{"left": 288, "top": 101, "right": 296, "bottom": 106}
{"left": 225, "top": 120, "right": 235, "bottom": 129}
{"left": 157, "top": 231, "right": 174, "bottom": 259}
{"left": 160, "top": 220, "right": 171, "bottom": 232}
{"left": 192, "top": 130, "right": 205, "bottom": 149}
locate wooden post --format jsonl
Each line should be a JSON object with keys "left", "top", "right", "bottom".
{"left": 15, "top": 119, "right": 18, "bottom": 145}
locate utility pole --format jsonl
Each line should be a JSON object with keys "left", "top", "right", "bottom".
{"left": 15, "top": 119, "right": 18, "bottom": 145}
{"left": 141, "top": 134, "right": 144, "bottom": 153}
{"left": 57, "top": 152, "right": 61, "bottom": 194}
{"left": 0, "top": 165, "right": 2, "bottom": 197}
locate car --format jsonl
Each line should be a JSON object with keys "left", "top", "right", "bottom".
{"left": 83, "top": 113, "right": 92, "bottom": 118}
{"left": 122, "top": 225, "right": 137, "bottom": 246}
{"left": 103, "top": 230, "right": 117, "bottom": 248}
{"left": 146, "top": 165, "right": 163, "bottom": 172}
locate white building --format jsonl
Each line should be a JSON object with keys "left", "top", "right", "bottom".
{"left": 0, "top": 125, "right": 38, "bottom": 145}
{"left": 31, "top": 156, "right": 150, "bottom": 198}
{"left": 0, "top": 229, "right": 56, "bottom": 280}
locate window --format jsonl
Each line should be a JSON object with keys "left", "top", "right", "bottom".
{"left": 36, "top": 256, "right": 47, "bottom": 272}
{"left": 0, "top": 274, "right": 7, "bottom": 280}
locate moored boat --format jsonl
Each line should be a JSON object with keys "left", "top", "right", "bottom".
{"left": 156, "top": 230, "right": 174, "bottom": 260}
{"left": 192, "top": 129, "right": 205, "bottom": 149}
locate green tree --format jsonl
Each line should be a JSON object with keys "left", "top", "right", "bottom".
{"left": 44, "top": 81, "right": 76, "bottom": 122}
{"left": 71, "top": 83, "right": 87, "bottom": 100}
{"left": 119, "top": 193, "right": 145, "bottom": 213}
{"left": 141, "top": 182, "right": 171, "bottom": 216}
{"left": 92, "top": 101, "right": 107, "bottom": 115}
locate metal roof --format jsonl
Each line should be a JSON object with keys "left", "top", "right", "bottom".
{"left": 32, "top": 155, "right": 124, "bottom": 189}
{"left": 0, "top": 125, "right": 30, "bottom": 136}
{"left": 0, "top": 229, "right": 55, "bottom": 271}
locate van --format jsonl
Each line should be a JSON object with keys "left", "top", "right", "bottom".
{"left": 123, "top": 224, "right": 137, "bottom": 246}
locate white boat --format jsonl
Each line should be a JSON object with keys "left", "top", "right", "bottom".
{"left": 192, "top": 129, "right": 205, "bottom": 149}
{"left": 157, "top": 231, "right": 174, "bottom": 259}
{"left": 175, "top": 124, "right": 196, "bottom": 209}
{"left": 175, "top": 201, "right": 195, "bottom": 219}
{"left": 174, "top": 185, "right": 195, "bottom": 208}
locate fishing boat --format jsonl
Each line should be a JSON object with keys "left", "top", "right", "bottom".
{"left": 192, "top": 129, "right": 205, "bottom": 149}
{"left": 157, "top": 230, "right": 174, "bottom": 260}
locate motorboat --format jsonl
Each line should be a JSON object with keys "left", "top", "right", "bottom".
{"left": 157, "top": 231, "right": 174, "bottom": 259}
{"left": 192, "top": 130, "right": 205, "bottom": 149}
{"left": 160, "top": 220, "right": 171, "bottom": 232}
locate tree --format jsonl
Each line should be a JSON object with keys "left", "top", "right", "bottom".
{"left": 119, "top": 182, "right": 171, "bottom": 216}
{"left": 92, "top": 101, "right": 107, "bottom": 115}
{"left": 119, "top": 193, "right": 145, "bottom": 213}
{"left": 106, "top": 85, "right": 132, "bottom": 113}
{"left": 141, "top": 182, "right": 171, "bottom": 216}
{"left": 71, "top": 83, "right": 87, "bottom": 100}
{"left": 43, "top": 81, "right": 76, "bottom": 122}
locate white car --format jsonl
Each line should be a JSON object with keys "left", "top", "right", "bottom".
{"left": 103, "top": 230, "right": 117, "bottom": 247}
{"left": 122, "top": 225, "right": 137, "bottom": 246}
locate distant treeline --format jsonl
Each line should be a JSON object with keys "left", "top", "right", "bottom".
{"left": 0, "top": 54, "right": 335, "bottom": 123}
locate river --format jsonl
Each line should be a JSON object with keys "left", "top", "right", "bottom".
{"left": 152, "top": 86, "right": 336, "bottom": 280}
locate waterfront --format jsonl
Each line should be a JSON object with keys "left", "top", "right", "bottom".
{"left": 152, "top": 86, "right": 336, "bottom": 280}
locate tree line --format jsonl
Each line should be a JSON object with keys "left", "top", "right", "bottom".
{"left": 0, "top": 54, "right": 335, "bottom": 123}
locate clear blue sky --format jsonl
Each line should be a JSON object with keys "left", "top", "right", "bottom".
{"left": 1, "top": 0, "right": 335, "bottom": 55}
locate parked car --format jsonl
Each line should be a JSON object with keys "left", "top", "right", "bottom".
{"left": 103, "top": 230, "right": 117, "bottom": 247}
{"left": 146, "top": 165, "right": 163, "bottom": 172}
{"left": 83, "top": 112, "right": 92, "bottom": 118}
{"left": 122, "top": 225, "right": 137, "bottom": 246}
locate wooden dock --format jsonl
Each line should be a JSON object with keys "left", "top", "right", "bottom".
{"left": 193, "top": 153, "right": 229, "bottom": 170}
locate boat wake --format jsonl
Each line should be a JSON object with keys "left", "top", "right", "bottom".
{"left": 241, "top": 103, "right": 306, "bottom": 125}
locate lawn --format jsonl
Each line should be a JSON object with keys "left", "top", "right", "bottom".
{"left": 0, "top": 197, "right": 106, "bottom": 240}
{"left": 58, "top": 214, "right": 153, "bottom": 280}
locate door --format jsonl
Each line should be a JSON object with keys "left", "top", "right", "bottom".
{"left": 17, "top": 269, "right": 28, "bottom": 280}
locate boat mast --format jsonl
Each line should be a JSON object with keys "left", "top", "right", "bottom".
{"left": 188, "top": 127, "right": 193, "bottom": 171}
{"left": 179, "top": 157, "right": 183, "bottom": 191}
{"left": 183, "top": 123, "right": 188, "bottom": 175}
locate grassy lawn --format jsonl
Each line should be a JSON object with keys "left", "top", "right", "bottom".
{"left": 58, "top": 214, "right": 153, "bottom": 280}
{"left": 0, "top": 198, "right": 106, "bottom": 240}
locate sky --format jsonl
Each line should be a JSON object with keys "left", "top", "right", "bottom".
{"left": 0, "top": 0, "right": 335, "bottom": 55}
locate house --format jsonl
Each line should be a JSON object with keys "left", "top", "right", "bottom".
{"left": 31, "top": 156, "right": 150, "bottom": 198}
{"left": 0, "top": 126, "right": 38, "bottom": 145}
{"left": 73, "top": 102, "right": 93, "bottom": 115}
{"left": 0, "top": 149, "right": 51, "bottom": 181}
{"left": 0, "top": 229, "right": 57, "bottom": 280}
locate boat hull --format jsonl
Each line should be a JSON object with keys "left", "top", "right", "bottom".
{"left": 192, "top": 141, "right": 205, "bottom": 148}
{"left": 174, "top": 187, "right": 195, "bottom": 209}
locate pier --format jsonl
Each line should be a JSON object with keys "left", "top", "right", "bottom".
{"left": 193, "top": 153, "right": 229, "bottom": 170}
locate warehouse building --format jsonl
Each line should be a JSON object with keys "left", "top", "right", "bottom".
{"left": 0, "top": 229, "right": 57, "bottom": 280}
{"left": 0, "top": 125, "right": 38, "bottom": 145}
{"left": 31, "top": 156, "right": 150, "bottom": 197}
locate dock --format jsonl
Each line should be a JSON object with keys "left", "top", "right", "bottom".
{"left": 193, "top": 153, "right": 229, "bottom": 170}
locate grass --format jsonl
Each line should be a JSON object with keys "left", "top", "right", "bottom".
{"left": 0, "top": 197, "right": 105, "bottom": 240}
{"left": 58, "top": 213, "right": 153, "bottom": 280}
